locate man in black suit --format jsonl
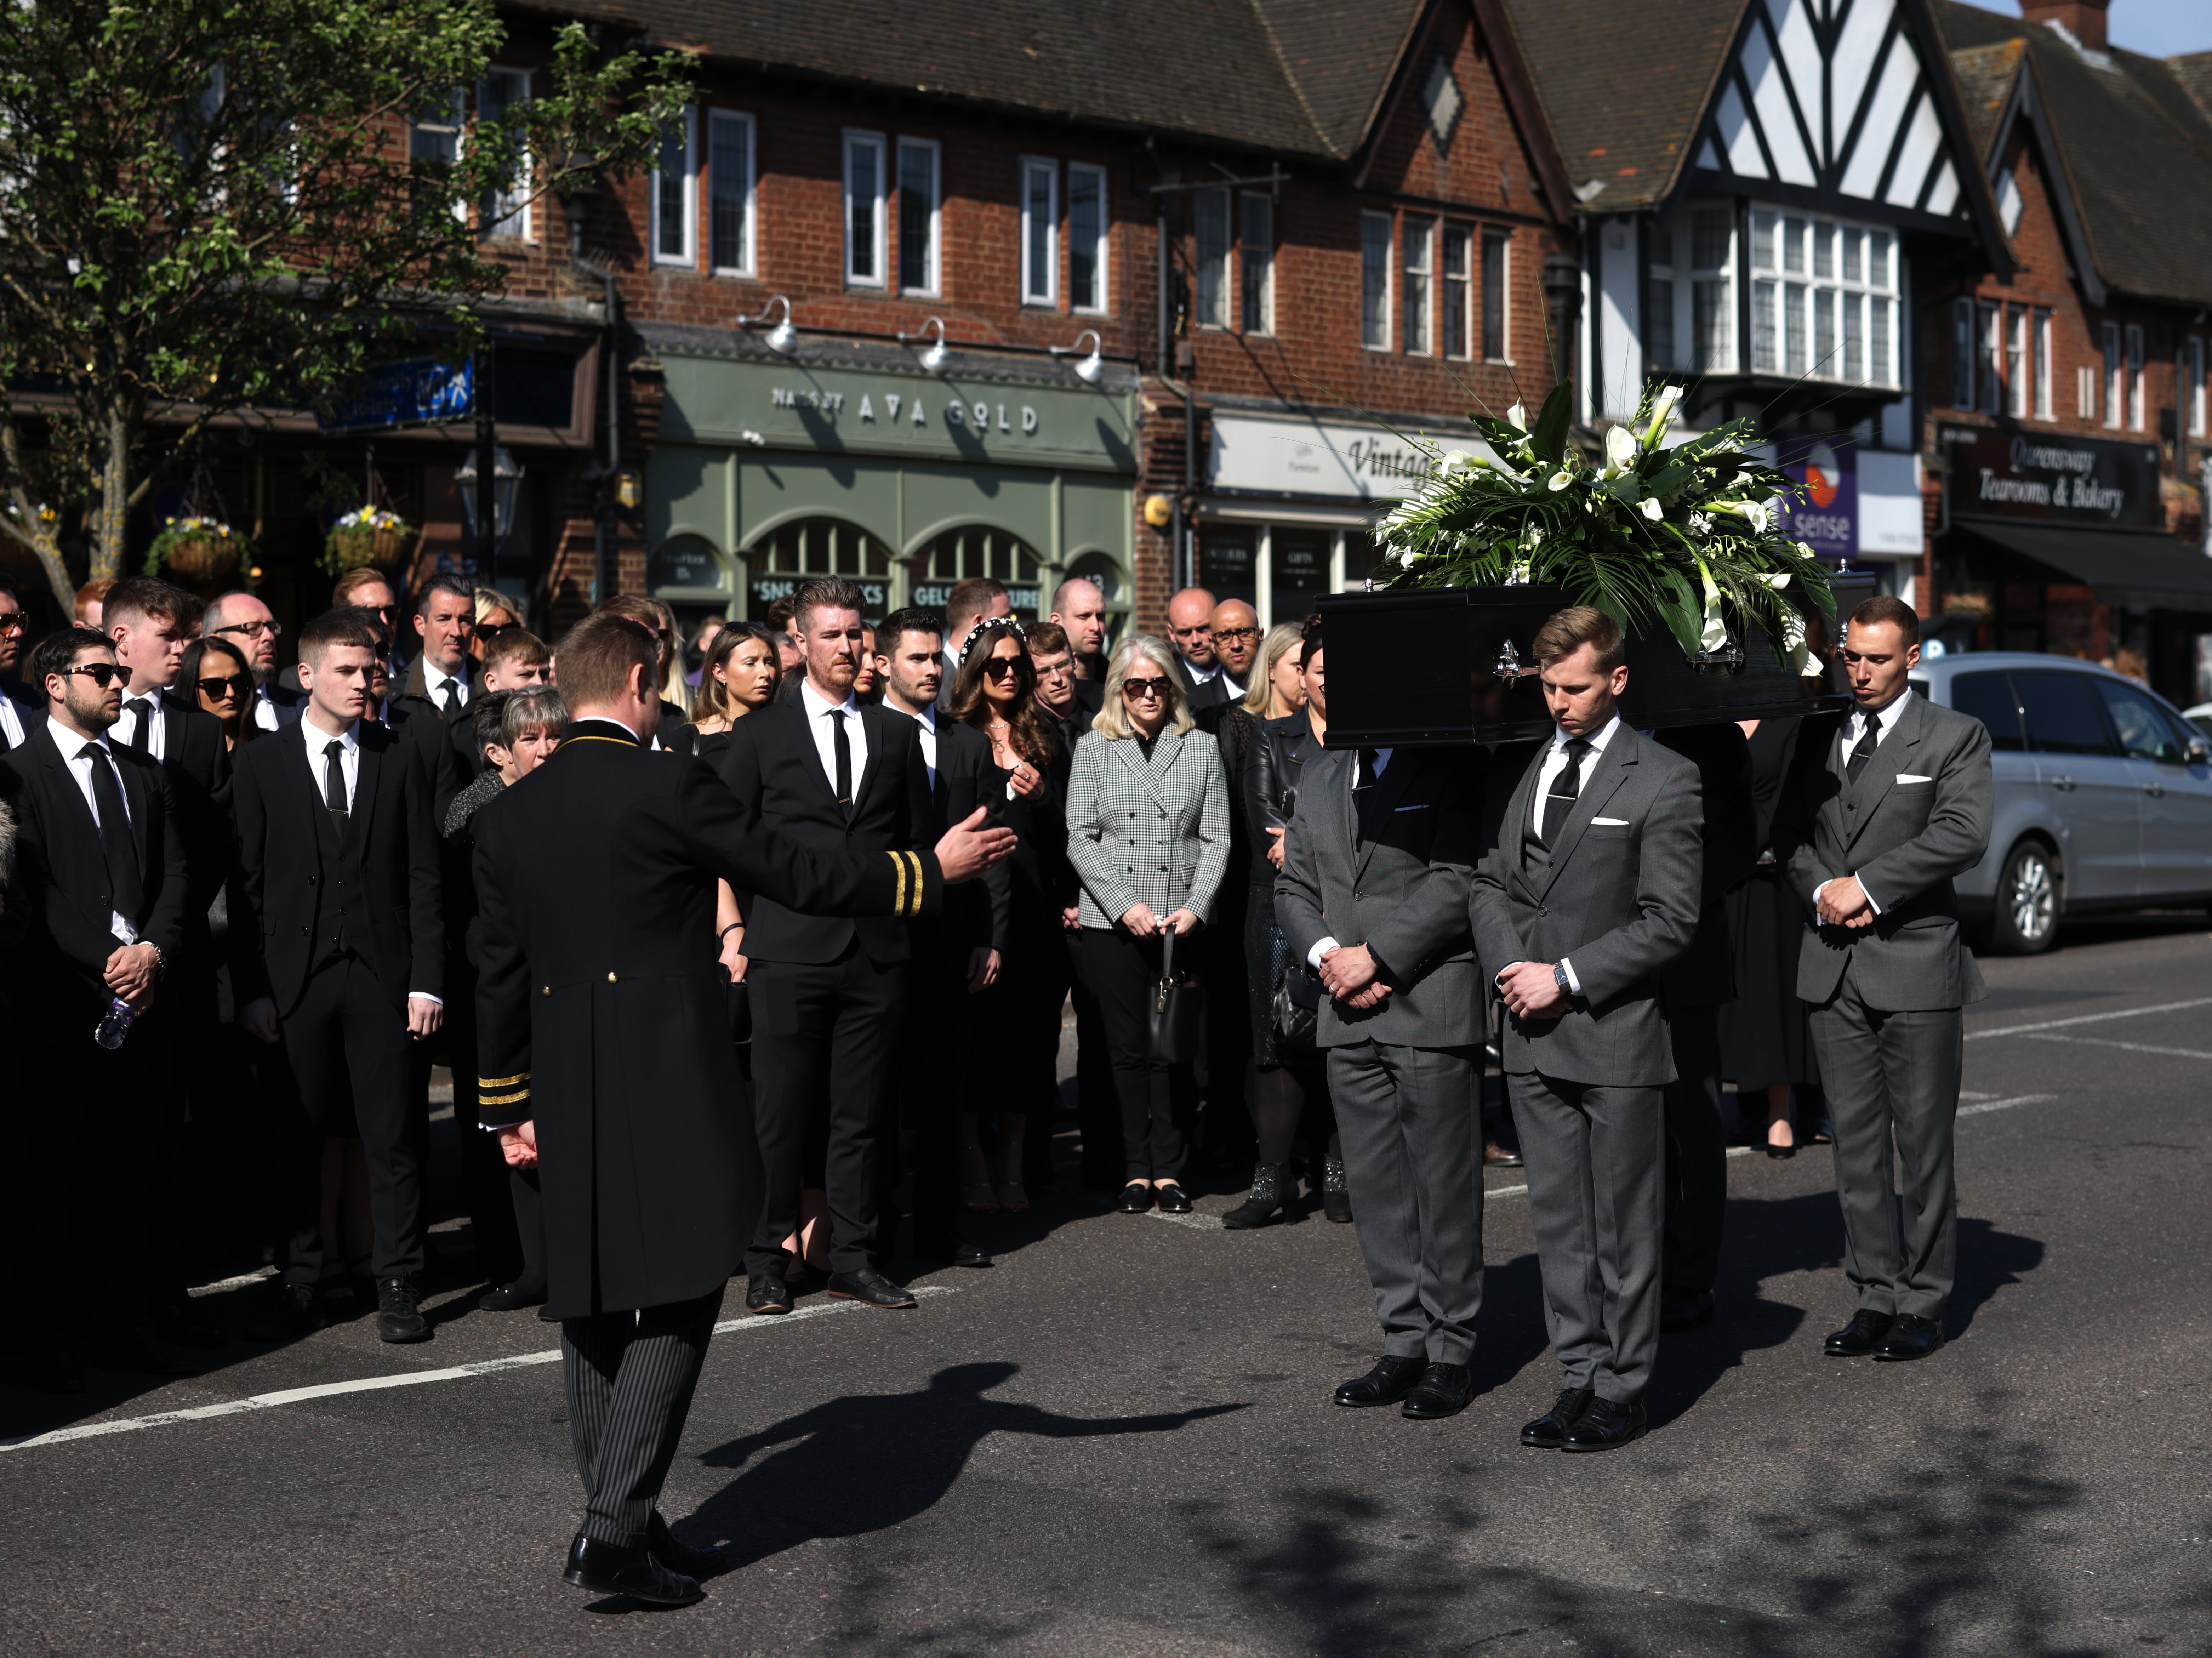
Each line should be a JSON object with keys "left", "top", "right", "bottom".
{"left": 0, "top": 627, "right": 193, "bottom": 1392}
{"left": 0, "top": 579, "right": 38, "bottom": 750}
{"left": 472, "top": 611, "right": 1011, "bottom": 1605}
{"left": 204, "top": 590, "right": 303, "bottom": 731}
{"left": 872, "top": 609, "right": 1004, "bottom": 1274}
{"left": 1046, "top": 574, "right": 1110, "bottom": 683}
{"left": 233, "top": 608, "right": 446, "bottom": 1345}
{"left": 1167, "top": 587, "right": 1233, "bottom": 715}
{"left": 718, "top": 576, "right": 937, "bottom": 1312}
{"left": 394, "top": 574, "right": 477, "bottom": 783}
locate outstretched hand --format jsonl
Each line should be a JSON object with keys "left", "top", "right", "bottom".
{"left": 936, "top": 808, "right": 1017, "bottom": 883}
{"left": 498, "top": 1120, "right": 538, "bottom": 1170}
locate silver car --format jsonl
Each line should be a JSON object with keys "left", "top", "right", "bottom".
{"left": 1911, "top": 651, "right": 2212, "bottom": 953}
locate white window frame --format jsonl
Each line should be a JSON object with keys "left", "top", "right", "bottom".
{"left": 478, "top": 66, "right": 532, "bottom": 240}
{"left": 1978, "top": 301, "right": 2001, "bottom": 415}
{"left": 412, "top": 88, "right": 467, "bottom": 224}
{"left": 1068, "top": 162, "right": 1110, "bottom": 314}
{"left": 1749, "top": 204, "right": 1897, "bottom": 386}
{"left": 2077, "top": 363, "right": 2096, "bottom": 420}
{"left": 1193, "top": 187, "right": 1230, "bottom": 330}
{"left": 707, "top": 110, "right": 756, "bottom": 278}
{"left": 893, "top": 137, "right": 940, "bottom": 296}
{"left": 1019, "top": 157, "right": 1059, "bottom": 307}
{"left": 1359, "top": 210, "right": 1393, "bottom": 352}
{"left": 843, "top": 129, "right": 887, "bottom": 289}
{"left": 1441, "top": 222, "right": 1470, "bottom": 360}
{"left": 2125, "top": 323, "right": 2145, "bottom": 431}
{"left": 1686, "top": 204, "right": 1735, "bottom": 376}
{"left": 2188, "top": 336, "right": 2207, "bottom": 437}
{"left": 2103, "top": 321, "right": 2123, "bottom": 428}
{"left": 651, "top": 106, "right": 698, "bottom": 269}
{"left": 1402, "top": 215, "right": 1435, "bottom": 355}
{"left": 1239, "top": 190, "right": 1273, "bottom": 335}
{"left": 2035, "top": 309, "right": 2054, "bottom": 421}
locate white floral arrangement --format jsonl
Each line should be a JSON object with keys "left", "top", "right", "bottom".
{"left": 1373, "top": 382, "right": 1833, "bottom": 673}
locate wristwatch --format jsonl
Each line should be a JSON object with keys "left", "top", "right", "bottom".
{"left": 1553, "top": 963, "right": 1572, "bottom": 997}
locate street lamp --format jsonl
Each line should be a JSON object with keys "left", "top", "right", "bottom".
{"left": 457, "top": 444, "right": 524, "bottom": 558}
{"left": 741, "top": 294, "right": 798, "bottom": 354}
{"left": 1054, "top": 329, "right": 1104, "bottom": 384}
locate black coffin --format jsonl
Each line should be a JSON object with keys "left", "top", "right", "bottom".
{"left": 1317, "top": 571, "right": 1874, "bottom": 746}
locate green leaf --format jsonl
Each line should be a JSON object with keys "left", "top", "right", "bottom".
{"left": 1527, "top": 382, "right": 1573, "bottom": 464}
{"left": 1649, "top": 565, "right": 1703, "bottom": 658}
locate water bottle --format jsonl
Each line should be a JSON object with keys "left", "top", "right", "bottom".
{"left": 95, "top": 996, "right": 136, "bottom": 1050}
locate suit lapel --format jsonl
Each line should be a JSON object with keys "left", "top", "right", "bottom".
{"left": 353, "top": 724, "right": 385, "bottom": 852}
{"left": 1502, "top": 744, "right": 1547, "bottom": 902}
{"left": 1538, "top": 730, "right": 1637, "bottom": 899}
{"left": 1353, "top": 751, "right": 1421, "bottom": 880}
{"left": 1111, "top": 727, "right": 1178, "bottom": 816}
{"left": 121, "top": 748, "right": 154, "bottom": 875}
{"left": 30, "top": 723, "right": 103, "bottom": 855}
{"left": 851, "top": 704, "right": 890, "bottom": 817}
{"left": 1841, "top": 695, "right": 1923, "bottom": 852}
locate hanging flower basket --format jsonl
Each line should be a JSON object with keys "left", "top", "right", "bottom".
{"left": 321, "top": 507, "right": 416, "bottom": 575}
{"left": 145, "top": 515, "right": 250, "bottom": 583}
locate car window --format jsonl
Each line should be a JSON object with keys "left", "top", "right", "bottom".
{"left": 2014, "top": 670, "right": 2116, "bottom": 757}
{"left": 2092, "top": 678, "right": 2179, "bottom": 762}
{"left": 1948, "top": 671, "right": 2025, "bottom": 751}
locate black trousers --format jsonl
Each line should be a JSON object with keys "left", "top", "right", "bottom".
{"left": 563, "top": 1287, "right": 724, "bottom": 1548}
{"left": 408, "top": 974, "right": 523, "bottom": 1286}
{"left": 507, "top": 1164, "right": 547, "bottom": 1295}
{"left": 896, "top": 944, "right": 975, "bottom": 1253}
{"left": 1066, "top": 945, "right": 1122, "bottom": 1186}
{"left": 273, "top": 953, "right": 420, "bottom": 1283}
{"left": 746, "top": 946, "right": 906, "bottom": 1277}
{"left": 19, "top": 990, "right": 175, "bottom": 1333}
{"left": 1661, "top": 1005, "right": 1728, "bottom": 1297}
{"left": 1075, "top": 927, "right": 1190, "bottom": 1182}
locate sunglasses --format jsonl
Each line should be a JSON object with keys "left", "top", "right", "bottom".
{"left": 59, "top": 662, "right": 130, "bottom": 687}
{"left": 197, "top": 672, "right": 255, "bottom": 700}
{"left": 0, "top": 612, "right": 26, "bottom": 634}
{"left": 1122, "top": 676, "right": 1171, "bottom": 700}
{"left": 982, "top": 657, "right": 1025, "bottom": 678}
{"left": 476, "top": 621, "right": 522, "bottom": 642}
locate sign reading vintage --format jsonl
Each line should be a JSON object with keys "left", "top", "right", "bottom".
{"left": 1943, "top": 426, "right": 2163, "bottom": 530}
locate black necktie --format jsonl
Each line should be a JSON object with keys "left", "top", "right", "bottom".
{"left": 83, "top": 742, "right": 144, "bottom": 925}
{"left": 323, "top": 738, "right": 350, "bottom": 830}
{"left": 1540, "top": 737, "right": 1592, "bottom": 846}
{"left": 126, "top": 697, "right": 153, "bottom": 753}
{"left": 1846, "top": 719, "right": 1880, "bottom": 785}
{"left": 438, "top": 680, "right": 461, "bottom": 719}
{"left": 830, "top": 708, "right": 853, "bottom": 816}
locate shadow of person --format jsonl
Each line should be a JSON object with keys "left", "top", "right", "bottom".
{"left": 687, "top": 1362, "right": 1244, "bottom": 1571}
{"left": 1946, "top": 1214, "right": 2044, "bottom": 1338}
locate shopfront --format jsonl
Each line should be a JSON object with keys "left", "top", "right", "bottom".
{"left": 640, "top": 332, "right": 1139, "bottom": 638}
{"left": 1198, "top": 407, "right": 1495, "bottom": 629}
{"left": 1763, "top": 433, "right": 1925, "bottom": 606}
{"left": 1932, "top": 424, "right": 2212, "bottom": 703}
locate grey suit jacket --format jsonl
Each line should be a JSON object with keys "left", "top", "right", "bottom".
{"left": 1470, "top": 724, "right": 1703, "bottom": 1086}
{"left": 1275, "top": 746, "right": 1484, "bottom": 1050}
{"left": 1774, "top": 694, "right": 1992, "bottom": 1011}
{"left": 1064, "top": 724, "right": 1230, "bottom": 928}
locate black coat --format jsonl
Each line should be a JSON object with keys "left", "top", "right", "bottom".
{"left": 1651, "top": 721, "right": 1758, "bottom": 1010}
{"left": 385, "top": 697, "right": 467, "bottom": 827}
{"left": 0, "top": 680, "right": 40, "bottom": 752}
{"left": 892, "top": 712, "right": 1008, "bottom": 966}
{"left": 469, "top": 719, "right": 945, "bottom": 1318}
{"left": 231, "top": 719, "right": 445, "bottom": 1014}
{"left": 146, "top": 688, "right": 235, "bottom": 915}
{"left": 0, "top": 721, "right": 189, "bottom": 1010}
{"left": 716, "top": 697, "right": 934, "bottom": 967}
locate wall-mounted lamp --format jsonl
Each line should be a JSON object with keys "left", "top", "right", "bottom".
{"left": 742, "top": 294, "right": 797, "bottom": 354}
{"left": 900, "top": 316, "right": 950, "bottom": 373}
{"left": 1054, "top": 329, "right": 1105, "bottom": 384}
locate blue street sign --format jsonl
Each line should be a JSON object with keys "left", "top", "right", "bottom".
{"left": 318, "top": 357, "right": 474, "bottom": 433}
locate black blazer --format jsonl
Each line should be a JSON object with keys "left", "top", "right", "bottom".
{"left": 1651, "top": 721, "right": 1758, "bottom": 1010}
{"left": 717, "top": 697, "right": 934, "bottom": 967}
{"left": 0, "top": 680, "right": 39, "bottom": 752}
{"left": 259, "top": 678, "right": 306, "bottom": 728}
{"left": 232, "top": 718, "right": 445, "bottom": 1013}
{"left": 1180, "top": 662, "right": 1234, "bottom": 716}
{"left": 148, "top": 687, "right": 236, "bottom": 914}
{"left": 895, "top": 712, "right": 1009, "bottom": 963}
{"left": 471, "top": 719, "right": 944, "bottom": 1318}
{"left": 0, "top": 721, "right": 188, "bottom": 1003}
{"left": 384, "top": 697, "right": 466, "bottom": 830}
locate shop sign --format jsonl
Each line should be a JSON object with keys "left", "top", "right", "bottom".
{"left": 1209, "top": 412, "right": 1491, "bottom": 501}
{"left": 318, "top": 357, "right": 473, "bottom": 433}
{"left": 1771, "top": 438, "right": 1856, "bottom": 558}
{"left": 1942, "top": 426, "right": 2163, "bottom": 530}
{"left": 913, "top": 579, "right": 1040, "bottom": 614}
{"left": 749, "top": 572, "right": 890, "bottom": 615}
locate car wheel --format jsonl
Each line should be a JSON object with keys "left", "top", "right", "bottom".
{"left": 1991, "top": 840, "right": 2059, "bottom": 955}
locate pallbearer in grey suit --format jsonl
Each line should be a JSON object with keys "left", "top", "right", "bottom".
{"left": 1773, "top": 596, "right": 1992, "bottom": 1364}
{"left": 1470, "top": 608, "right": 1702, "bottom": 1452}
{"left": 1276, "top": 712, "right": 1486, "bottom": 1420}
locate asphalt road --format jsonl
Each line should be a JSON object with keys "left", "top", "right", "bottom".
{"left": 4, "top": 916, "right": 2209, "bottom": 1656}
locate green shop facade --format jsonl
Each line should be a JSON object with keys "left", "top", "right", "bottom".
{"left": 639, "top": 331, "right": 1140, "bottom": 639}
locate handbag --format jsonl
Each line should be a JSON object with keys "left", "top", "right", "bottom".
{"left": 1146, "top": 925, "right": 1204, "bottom": 1065}
{"left": 1272, "top": 959, "right": 1323, "bottom": 1054}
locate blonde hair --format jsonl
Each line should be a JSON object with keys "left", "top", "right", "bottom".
{"left": 1242, "top": 621, "right": 1306, "bottom": 714}
{"left": 1093, "top": 634, "right": 1193, "bottom": 741}
{"left": 472, "top": 586, "right": 513, "bottom": 624}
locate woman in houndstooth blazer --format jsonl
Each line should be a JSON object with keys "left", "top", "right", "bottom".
{"left": 1065, "top": 634, "right": 1230, "bottom": 1213}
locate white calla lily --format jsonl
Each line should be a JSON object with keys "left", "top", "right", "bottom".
{"left": 1547, "top": 469, "right": 1573, "bottom": 492}
{"left": 1695, "top": 558, "right": 1728, "bottom": 654}
{"left": 1642, "top": 384, "right": 1684, "bottom": 448}
{"left": 1639, "top": 497, "right": 1664, "bottom": 522}
{"left": 1506, "top": 403, "right": 1527, "bottom": 431}
{"left": 1603, "top": 423, "right": 1636, "bottom": 477}
{"left": 1782, "top": 607, "right": 1817, "bottom": 675}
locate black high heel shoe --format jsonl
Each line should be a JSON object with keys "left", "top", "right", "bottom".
{"left": 1765, "top": 1126, "right": 1798, "bottom": 1160}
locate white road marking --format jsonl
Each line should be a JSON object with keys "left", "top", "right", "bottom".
{"left": 1967, "top": 997, "right": 2212, "bottom": 1041}
{"left": 0, "top": 1287, "right": 955, "bottom": 1455}
{"left": 1957, "top": 1094, "right": 2057, "bottom": 1118}
{"left": 2024, "top": 1033, "right": 2212, "bottom": 1060}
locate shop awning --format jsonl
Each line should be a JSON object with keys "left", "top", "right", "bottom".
{"left": 1954, "top": 518, "right": 2212, "bottom": 610}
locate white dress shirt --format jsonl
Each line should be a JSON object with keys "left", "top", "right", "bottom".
{"left": 302, "top": 714, "right": 438, "bottom": 1004}
{"left": 1306, "top": 747, "right": 1396, "bottom": 969}
{"left": 422, "top": 657, "right": 470, "bottom": 711}
{"left": 1500, "top": 713, "right": 1624, "bottom": 996}
{"left": 1813, "top": 694, "right": 1912, "bottom": 916}
{"left": 252, "top": 684, "right": 282, "bottom": 733}
{"left": 112, "top": 687, "right": 170, "bottom": 761}
{"left": 798, "top": 677, "right": 868, "bottom": 800}
{"left": 911, "top": 703, "right": 939, "bottom": 791}
{"left": 49, "top": 716, "right": 137, "bottom": 944}
{"left": 0, "top": 687, "right": 29, "bottom": 748}
{"left": 1182, "top": 654, "right": 1221, "bottom": 687}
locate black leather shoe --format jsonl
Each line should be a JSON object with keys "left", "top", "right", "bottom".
{"left": 912, "top": 1236, "right": 993, "bottom": 1268}
{"left": 1872, "top": 1313, "right": 1945, "bottom": 1362}
{"left": 1561, "top": 1394, "right": 1648, "bottom": 1452}
{"left": 1334, "top": 1354, "right": 1428, "bottom": 1408}
{"left": 154, "top": 1298, "right": 229, "bottom": 1350}
{"left": 375, "top": 1276, "right": 431, "bottom": 1344}
{"left": 246, "top": 1281, "right": 324, "bottom": 1342}
{"left": 478, "top": 1281, "right": 547, "bottom": 1312}
{"left": 1401, "top": 1362, "right": 1474, "bottom": 1419}
{"left": 1660, "top": 1289, "right": 1715, "bottom": 1332}
{"left": 826, "top": 1266, "right": 918, "bottom": 1309}
{"left": 646, "top": 1511, "right": 726, "bottom": 1580}
{"left": 1153, "top": 1181, "right": 1193, "bottom": 1214}
{"left": 744, "top": 1273, "right": 793, "bottom": 1316}
{"left": 1520, "top": 1386, "right": 1595, "bottom": 1448}
{"left": 96, "top": 1319, "right": 200, "bottom": 1377}
{"left": 1116, "top": 1183, "right": 1154, "bottom": 1214}
{"left": 1823, "top": 1309, "right": 1895, "bottom": 1357}
{"left": 563, "top": 1533, "right": 704, "bottom": 1606}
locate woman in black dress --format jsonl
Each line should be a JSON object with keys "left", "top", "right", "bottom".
{"left": 1717, "top": 716, "right": 1822, "bottom": 1156}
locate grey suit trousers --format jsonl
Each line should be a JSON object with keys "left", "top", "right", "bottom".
{"left": 1511, "top": 1072, "right": 1664, "bottom": 1401}
{"left": 1808, "top": 966, "right": 1962, "bottom": 1319}
{"left": 1329, "top": 1042, "right": 1483, "bottom": 1365}
{"left": 563, "top": 1287, "right": 725, "bottom": 1546}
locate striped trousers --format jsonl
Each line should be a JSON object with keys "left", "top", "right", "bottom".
{"left": 561, "top": 1288, "right": 725, "bottom": 1547}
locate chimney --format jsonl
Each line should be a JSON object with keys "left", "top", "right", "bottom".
{"left": 2020, "top": 0, "right": 2110, "bottom": 52}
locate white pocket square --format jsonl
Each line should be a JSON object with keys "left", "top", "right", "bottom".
{"left": 1896, "top": 774, "right": 1933, "bottom": 784}
{"left": 1591, "top": 816, "right": 1631, "bottom": 826}
{"left": 1393, "top": 803, "right": 1429, "bottom": 812}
